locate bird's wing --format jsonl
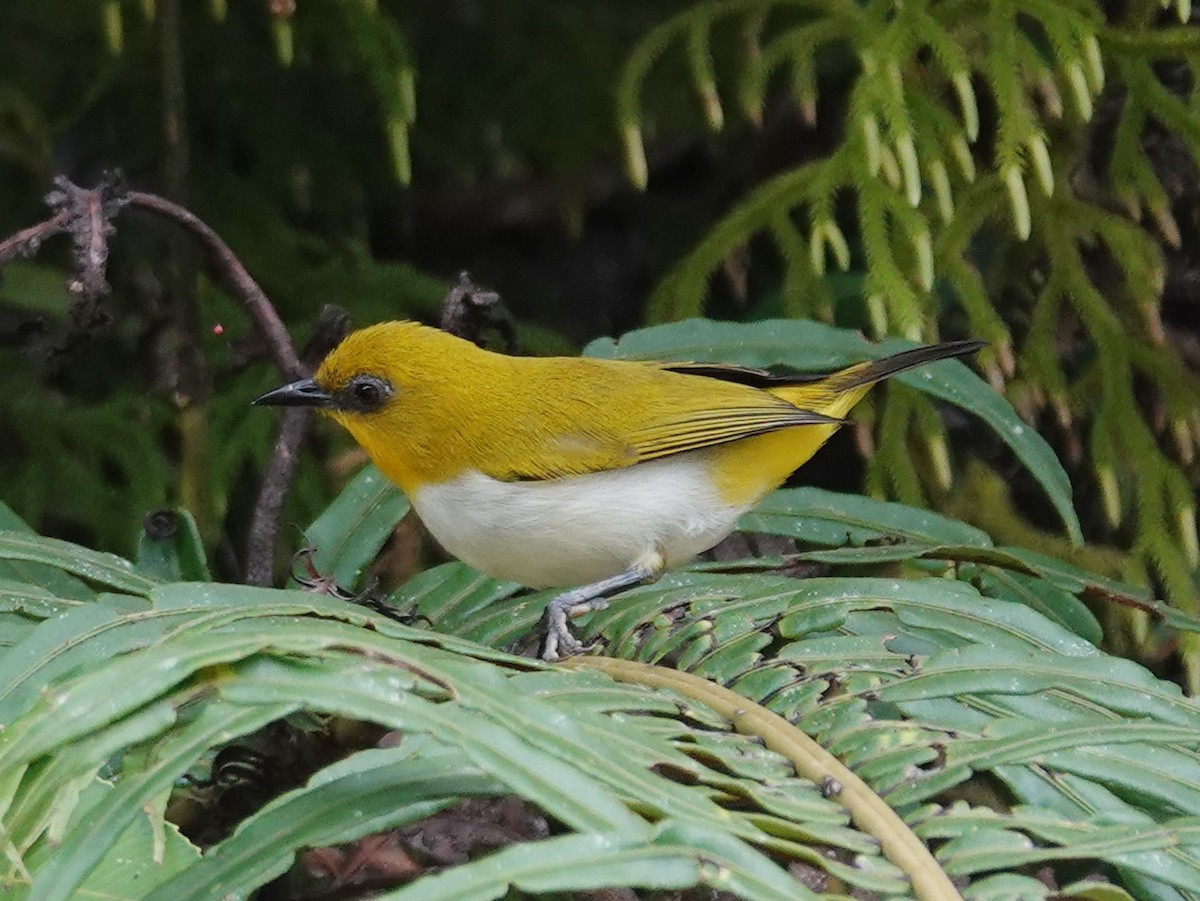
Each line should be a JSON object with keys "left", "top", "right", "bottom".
{"left": 489, "top": 359, "right": 843, "bottom": 482}
{"left": 622, "top": 403, "right": 842, "bottom": 461}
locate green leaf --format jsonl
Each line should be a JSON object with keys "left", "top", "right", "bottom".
{"left": 0, "top": 603, "right": 126, "bottom": 724}
{"left": 1058, "top": 881, "right": 1138, "bottom": 901}
{"left": 0, "top": 581, "right": 85, "bottom": 646}
{"left": 136, "top": 509, "right": 211, "bottom": 582}
{"left": 386, "top": 562, "right": 522, "bottom": 632}
{"left": 739, "top": 486, "right": 992, "bottom": 547}
{"left": 4, "top": 701, "right": 180, "bottom": 852}
{"left": 964, "top": 872, "right": 1051, "bottom": 900}
{"left": 9, "top": 778, "right": 199, "bottom": 901}
{"left": 0, "top": 505, "right": 94, "bottom": 601}
{"left": 24, "top": 704, "right": 290, "bottom": 901}
{"left": 974, "top": 567, "right": 1103, "bottom": 646}
{"left": 0, "top": 531, "right": 158, "bottom": 596}
{"left": 879, "top": 644, "right": 1199, "bottom": 726}
{"left": 0, "top": 502, "right": 33, "bottom": 532}
{"left": 6, "top": 484, "right": 1197, "bottom": 900}
{"left": 302, "top": 463, "right": 411, "bottom": 589}
{"left": 145, "top": 744, "right": 504, "bottom": 900}
{"left": 225, "top": 658, "right": 647, "bottom": 834}
{"left": 373, "top": 820, "right": 812, "bottom": 901}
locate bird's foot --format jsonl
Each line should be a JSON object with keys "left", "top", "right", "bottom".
{"left": 540, "top": 590, "right": 612, "bottom": 661}
{"left": 541, "top": 601, "right": 602, "bottom": 661}
{"left": 537, "top": 559, "right": 664, "bottom": 661}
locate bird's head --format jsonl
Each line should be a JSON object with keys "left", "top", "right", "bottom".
{"left": 254, "top": 321, "right": 478, "bottom": 484}
{"left": 254, "top": 321, "right": 431, "bottom": 415}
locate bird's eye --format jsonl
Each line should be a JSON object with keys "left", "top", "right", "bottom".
{"left": 344, "top": 375, "right": 391, "bottom": 412}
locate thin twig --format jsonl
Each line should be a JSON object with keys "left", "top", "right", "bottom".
{"left": 245, "top": 407, "right": 312, "bottom": 586}
{"left": 126, "top": 191, "right": 304, "bottom": 380}
{"left": 242, "top": 305, "right": 353, "bottom": 586}
{"left": 0, "top": 209, "right": 71, "bottom": 266}
{"left": 78, "top": 184, "right": 113, "bottom": 296}
{"left": 439, "top": 271, "right": 518, "bottom": 353}
{"left": 45, "top": 174, "right": 128, "bottom": 300}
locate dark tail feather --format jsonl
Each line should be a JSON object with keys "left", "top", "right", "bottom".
{"left": 834, "top": 339, "right": 986, "bottom": 390}
{"left": 664, "top": 339, "right": 986, "bottom": 391}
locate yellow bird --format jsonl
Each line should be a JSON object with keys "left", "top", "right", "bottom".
{"left": 255, "top": 321, "right": 982, "bottom": 659}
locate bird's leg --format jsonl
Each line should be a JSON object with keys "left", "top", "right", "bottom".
{"left": 541, "top": 554, "right": 664, "bottom": 661}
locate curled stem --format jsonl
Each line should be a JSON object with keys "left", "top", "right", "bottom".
{"left": 563, "top": 656, "right": 963, "bottom": 901}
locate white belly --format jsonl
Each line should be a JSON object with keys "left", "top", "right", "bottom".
{"left": 410, "top": 453, "right": 748, "bottom": 588}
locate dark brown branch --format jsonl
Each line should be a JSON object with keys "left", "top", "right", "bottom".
{"left": 0, "top": 209, "right": 71, "bottom": 267}
{"left": 439, "top": 271, "right": 518, "bottom": 353}
{"left": 127, "top": 191, "right": 304, "bottom": 380}
{"left": 79, "top": 184, "right": 113, "bottom": 296}
{"left": 0, "top": 172, "right": 128, "bottom": 297}
{"left": 45, "top": 173, "right": 128, "bottom": 299}
{"left": 240, "top": 306, "right": 352, "bottom": 586}
{"left": 244, "top": 406, "right": 312, "bottom": 586}
{"left": 124, "top": 191, "right": 307, "bottom": 583}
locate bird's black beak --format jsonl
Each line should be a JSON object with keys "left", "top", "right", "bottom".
{"left": 253, "top": 378, "right": 335, "bottom": 408}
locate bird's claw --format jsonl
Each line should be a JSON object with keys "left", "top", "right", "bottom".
{"left": 541, "top": 607, "right": 599, "bottom": 661}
